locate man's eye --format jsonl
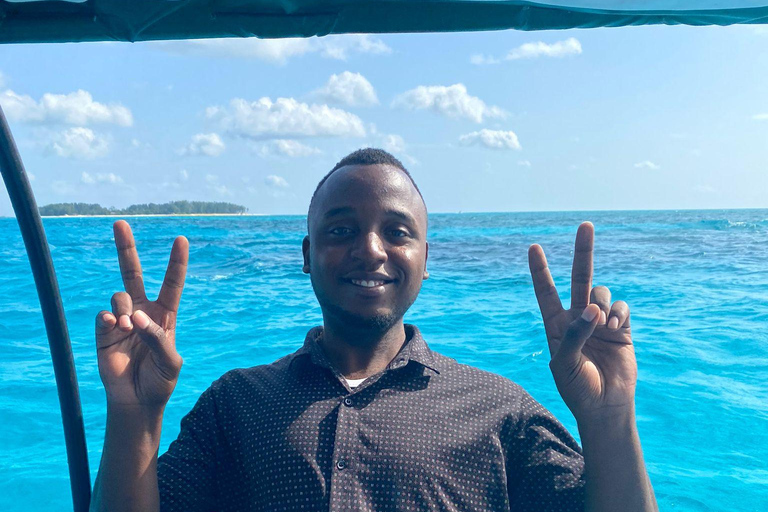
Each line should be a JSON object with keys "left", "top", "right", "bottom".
{"left": 329, "top": 227, "right": 353, "bottom": 235}
{"left": 390, "top": 229, "right": 409, "bottom": 238}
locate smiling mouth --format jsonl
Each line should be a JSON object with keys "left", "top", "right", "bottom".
{"left": 348, "top": 279, "right": 393, "bottom": 288}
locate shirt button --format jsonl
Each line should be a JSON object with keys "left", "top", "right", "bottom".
{"left": 343, "top": 397, "right": 353, "bottom": 407}
{"left": 336, "top": 458, "right": 347, "bottom": 470}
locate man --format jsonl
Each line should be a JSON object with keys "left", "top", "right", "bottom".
{"left": 90, "top": 148, "right": 657, "bottom": 511}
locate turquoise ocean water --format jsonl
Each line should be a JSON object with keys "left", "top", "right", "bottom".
{"left": 1, "top": 210, "right": 767, "bottom": 511}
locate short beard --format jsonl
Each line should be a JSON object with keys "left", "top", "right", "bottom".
{"left": 309, "top": 273, "right": 420, "bottom": 346}
{"left": 324, "top": 301, "right": 401, "bottom": 337}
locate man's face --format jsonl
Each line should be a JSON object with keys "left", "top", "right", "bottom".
{"left": 303, "top": 164, "right": 429, "bottom": 333}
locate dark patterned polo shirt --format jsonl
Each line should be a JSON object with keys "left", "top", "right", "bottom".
{"left": 157, "top": 325, "right": 585, "bottom": 511}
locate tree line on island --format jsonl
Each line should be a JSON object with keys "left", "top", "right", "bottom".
{"left": 39, "top": 201, "right": 248, "bottom": 216}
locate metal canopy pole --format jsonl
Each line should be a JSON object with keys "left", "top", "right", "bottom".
{"left": 0, "top": 106, "right": 90, "bottom": 511}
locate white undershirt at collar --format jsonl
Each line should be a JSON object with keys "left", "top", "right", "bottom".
{"left": 344, "top": 377, "right": 367, "bottom": 388}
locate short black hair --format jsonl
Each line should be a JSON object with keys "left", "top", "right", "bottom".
{"left": 307, "top": 147, "right": 425, "bottom": 230}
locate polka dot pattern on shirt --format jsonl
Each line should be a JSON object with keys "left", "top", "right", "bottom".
{"left": 158, "top": 325, "right": 585, "bottom": 511}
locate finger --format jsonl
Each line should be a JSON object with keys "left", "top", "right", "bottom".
{"left": 556, "top": 303, "right": 600, "bottom": 363}
{"left": 589, "top": 285, "right": 611, "bottom": 325}
{"left": 608, "top": 300, "right": 631, "bottom": 330}
{"left": 110, "top": 292, "right": 133, "bottom": 331}
{"left": 95, "top": 311, "right": 117, "bottom": 335}
{"left": 570, "top": 222, "right": 594, "bottom": 310}
{"left": 157, "top": 236, "right": 189, "bottom": 313}
{"left": 528, "top": 244, "right": 564, "bottom": 323}
{"left": 132, "top": 310, "right": 183, "bottom": 375}
{"left": 114, "top": 220, "right": 148, "bottom": 303}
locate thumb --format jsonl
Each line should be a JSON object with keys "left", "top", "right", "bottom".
{"left": 554, "top": 304, "right": 600, "bottom": 365}
{"left": 132, "top": 310, "right": 181, "bottom": 371}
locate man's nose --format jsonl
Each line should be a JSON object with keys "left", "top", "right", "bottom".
{"left": 351, "top": 232, "right": 387, "bottom": 267}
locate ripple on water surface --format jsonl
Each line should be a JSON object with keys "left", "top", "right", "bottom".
{"left": 1, "top": 210, "right": 767, "bottom": 511}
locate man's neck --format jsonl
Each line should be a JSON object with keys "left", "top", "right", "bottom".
{"left": 319, "top": 320, "right": 407, "bottom": 379}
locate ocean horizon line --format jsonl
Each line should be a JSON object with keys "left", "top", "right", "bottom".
{"left": 2, "top": 206, "right": 768, "bottom": 219}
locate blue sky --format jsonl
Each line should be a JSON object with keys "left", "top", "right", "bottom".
{"left": 0, "top": 24, "right": 767, "bottom": 216}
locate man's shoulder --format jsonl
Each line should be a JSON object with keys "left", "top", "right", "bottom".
{"left": 207, "top": 352, "right": 300, "bottom": 396}
{"left": 427, "top": 349, "right": 529, "bottom": 400}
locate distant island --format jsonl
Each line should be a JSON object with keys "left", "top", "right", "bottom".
{"left": 39, "top": 201, "right": 248, "bottom": 216}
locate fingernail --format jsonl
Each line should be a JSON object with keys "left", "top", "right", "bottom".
{"left": 608, "top": 317, "right": 619, "bottom": 330}
{"left": 119, "top": 315, "right": 132, "bottom": 330}
{"left": 133, "top": 310, "right": 150, "bottom": 329}
{"left": 581, "top": 306, "right": 598, "bottom": 322}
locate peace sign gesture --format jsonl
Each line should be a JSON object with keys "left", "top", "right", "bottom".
{"left": 529, "top": 222, "right": 637, "bottom": 423}
{"left": 95, "top": 220, "right": 188, "bottom": 409}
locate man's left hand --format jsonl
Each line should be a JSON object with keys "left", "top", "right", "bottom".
{"left": 528, "top": 222, "right": 637, "bottom": 424}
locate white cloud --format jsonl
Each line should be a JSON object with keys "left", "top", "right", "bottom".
{"left": 205, "top": 174, "right": 230, "bottom": 196}
{"left": 27, "top": 172, "right": 35, "bottom": 181}
{"left": 48, "top": 127, "right": 110, "bottom": 159}
{"left": 157, "top": 169, "right": 189, "bottom": 190}
{"left": 459, "top": 129, "right": 521, "bottom": 150}
{"left": 472, "top": 37, "right": 582, "bottom": 65}
{"left": 257, "top": 139, "right": 321, "bottom": 158}
{"left": 1, "top": 90, "right": 43, "bottom": 122}
{"left": 470, "top": 54, "right": 500, "bottom": 65}
{"left": 314, "top": 71, "right": 379, "bottom": 107}
{"left": 507, "top": 38, "right": 582, "bottom": 60}
{"left": 154, "top": 35, "right": 391, "bottom": 65}
{"left": 0, "top": 89, "right": 132, "bottom": 126}
{"left": 207, "top": 97, "right": 366, "bottom": 139}
{"left": 381, "top": 134, "right": 406, "bottom": 154}
{"left": 392, "top": 84, "right": 506, "bottom": 123}
{"left": 81, "top": 171, "right": 124, "bottom": 185}
{"left": 518, "top": 160, "right": 532, "bottom": 167}
{"left": 319, "top": 35, "right": 391, "bottom": 60}
{"left": 753, "top": 113, "right": 768, "bottom": 121}
{"left": 376, "top": 133, "right": 418, "bottom": 166}
{"left": 179, "top": 132, "right": 226, "bottom": 156}
{"left": 265, "top": 174, "right": 290, "bottom": 188}
{"left": 634, "top": 160, "right": 660, "bottom": 170}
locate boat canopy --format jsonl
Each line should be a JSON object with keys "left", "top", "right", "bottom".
{"left": 3, "top": 2, "right": 767, "bottom": 512}
{"left": 1, "top": 0, "right": 768, "bottom": 44}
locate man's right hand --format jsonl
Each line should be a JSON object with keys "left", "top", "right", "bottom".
{"left": 95, "top": 220, "right": 189, "bottom": 409}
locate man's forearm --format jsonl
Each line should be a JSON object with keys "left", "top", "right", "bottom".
{"left": 90, "top": 405, "right": 165, "bottom": 512}
{"left": 578, "top": 408, "right": 658, "bottom": 512}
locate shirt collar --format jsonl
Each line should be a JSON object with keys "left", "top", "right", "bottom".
{"left": 290, "top": 324, "right": 441, "bottom": 375}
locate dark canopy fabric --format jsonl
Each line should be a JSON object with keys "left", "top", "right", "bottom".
{"left": 1, "top": 0, "right": 768, "bottom": 44}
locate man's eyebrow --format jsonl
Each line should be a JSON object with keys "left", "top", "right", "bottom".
{"left": 322, "top": 207, "right": 417, "bottom": 225}
{"left": 385, "top": 209, "right": 417, "bottom": 224}
{"left": 323, "top": 207, "right": 354, "bottom": 219}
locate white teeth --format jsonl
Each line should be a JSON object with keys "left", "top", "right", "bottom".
{"left": 351, "top": 279, "right": 385, "bottom": 288}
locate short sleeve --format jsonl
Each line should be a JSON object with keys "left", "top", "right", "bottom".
{"left": 505, "top": 390, "right": 586, "bottom": 511}
{"left": 157, "top": 387, "right": 220, "bottom": 512}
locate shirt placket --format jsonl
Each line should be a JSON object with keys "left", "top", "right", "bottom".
{"left": 308, "top": 333, "right": 412, "bottom": 511}
{"left": 329, "top": 388, "right": 363, "bottom": 511}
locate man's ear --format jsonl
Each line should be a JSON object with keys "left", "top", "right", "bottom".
{"left": 423, "top": 241, "right": 429, "bottom": 280}
{"left": 302, "top": 235, "right": 311, "bottom": 274}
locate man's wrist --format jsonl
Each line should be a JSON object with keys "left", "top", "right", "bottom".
{"left": 576, "top": 406, "right": 637, "bottom": 440}
{"left": 107, "top": 401, "right": 166, "bottom": 418}
{"left": 106, "top": 403, "right": 166, "bottom": 445}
